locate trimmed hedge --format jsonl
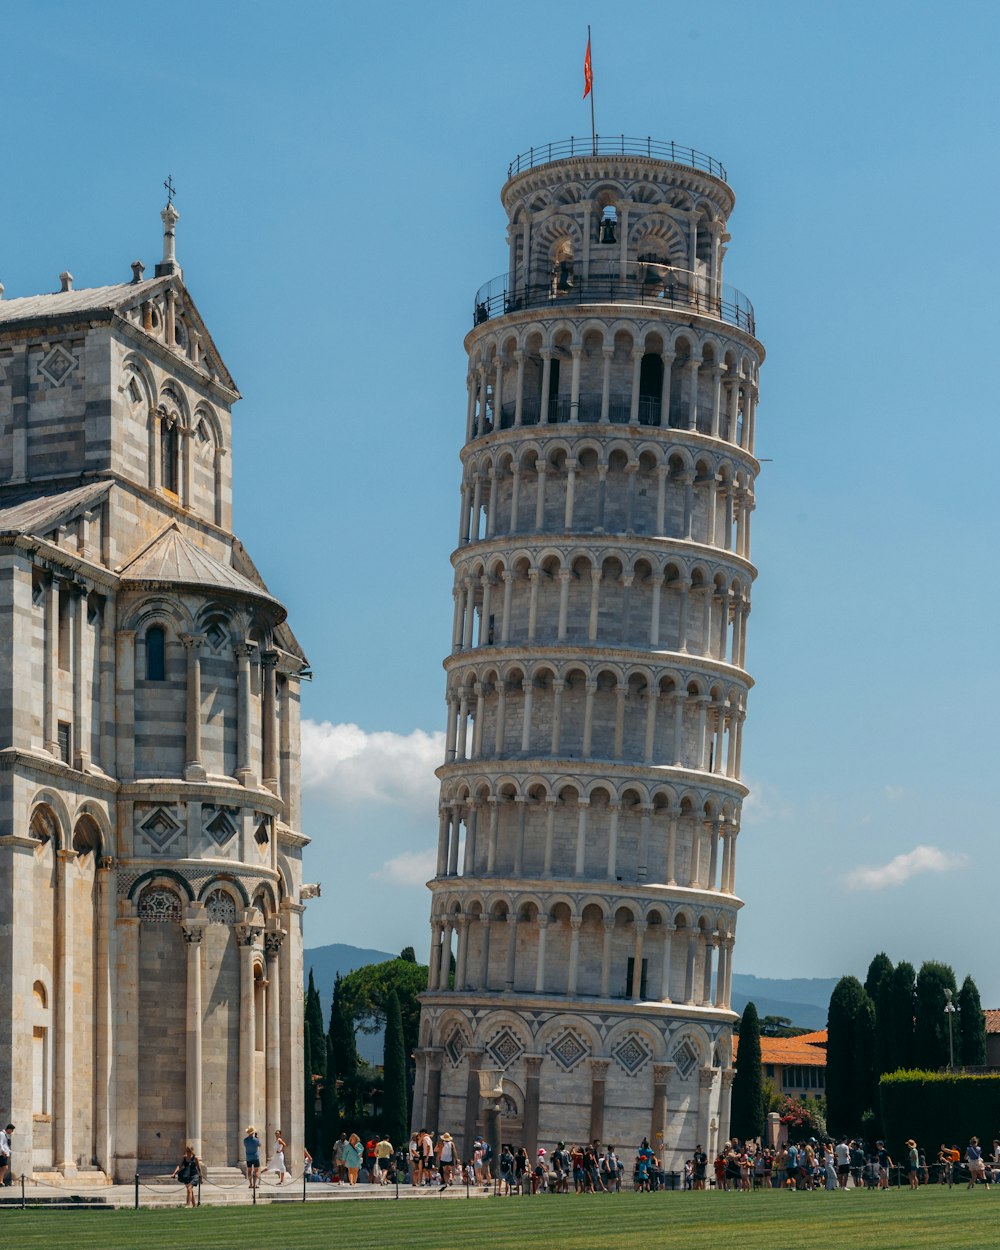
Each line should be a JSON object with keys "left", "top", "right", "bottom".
{"left": 880, "top": 1070, "right": 1000, "bottom": 1161}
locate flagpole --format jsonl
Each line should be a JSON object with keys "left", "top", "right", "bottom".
{"left": 588, "top": 25, "right": 596, "bottom": 155}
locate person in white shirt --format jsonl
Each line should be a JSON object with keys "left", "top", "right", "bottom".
{"left": 835, "top": 1138, "right": 851, "bottom": 1189}
{"left": 0, "top": 1125, "right": 14, "bottom": 1187}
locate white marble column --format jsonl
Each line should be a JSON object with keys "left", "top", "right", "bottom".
{"left": 264, "top": 925, "right": 285, "bottom": 1151}
{"left": 235, "top": 642, "right": 257, "bottom": 785}
{"left": 182, "top": 910, "right": 207, "bottom": 1157}
{"left": 182, "top": 633, "right": 206, "bottom": 781}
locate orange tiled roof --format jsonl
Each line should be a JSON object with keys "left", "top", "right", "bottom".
{"left": 984, "top": 1010, "right": 1000, "bottom": 1034}
{"left": 734, "top": 1029, "right": 827, "bottom": 1067}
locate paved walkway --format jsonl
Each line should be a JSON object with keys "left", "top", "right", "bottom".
{"left": 3, "top": 1178, "right": 493, "bottom": 1210}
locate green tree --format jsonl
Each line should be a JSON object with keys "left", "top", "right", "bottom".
{"left": 305, "top": 969, "right": 327, "bottom": 1081}
{"left": 731, "top": 1001, "right": 765, "bottom": 1143}
{"left": 337, "top": 957, "right": 428, "bottom": 1062}
{"left": 329, "top": 974, "right": 359, "bottom": 1119}
{"left": 826, "top": 976, "right": 874, "bottom": 1135}
{"left": 303, "top": 1023, "right": 316, "bottom": 1157}
{"left": 887, "top": 961, "right": 916, "bottom": 1072}
{"left": 319, "top": 1035, "right": 340, "bottom": 1164}
{"left": 913, "top": 961, "right": 957, "bottom": 1070}
{"left": 382, "top": 988, "right": 409, "bottom": 1149}
{"left": 957, "top": 975, "right": 986, "bottom": 1066}
{"left": 399, "top": 946, "right": 416, "bottom": 963}
{"left": 864, "top": 952, "right": 895, "bottom": 1078}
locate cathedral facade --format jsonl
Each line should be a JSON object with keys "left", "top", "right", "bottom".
{"left": 0, "top": 205, "right": 310, "bottom": 1180}
{"left": 415, "top": 137, "right": 763, "bottom": 1167}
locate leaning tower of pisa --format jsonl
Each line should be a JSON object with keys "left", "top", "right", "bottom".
{"left": 413, "top": 136, "right": 763, "bottom": 1167}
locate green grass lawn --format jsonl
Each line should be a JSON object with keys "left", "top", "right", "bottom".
{"left": 2, "top": 1186, "right": 996, "bottom": 1250}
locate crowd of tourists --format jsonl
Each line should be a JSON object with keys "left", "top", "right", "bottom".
{"left": 693, "top": 1135, "right": 1000, "bottom": 1192}
{"left": 306, "top": 1130, "right": 1000, "bottom": 1195}
{"left": 313, "top": 1129, "right": 663, "bottom": 1193}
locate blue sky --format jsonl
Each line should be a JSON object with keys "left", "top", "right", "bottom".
{"left": 5, "top": 1, "right": 999, "bottom": 1006}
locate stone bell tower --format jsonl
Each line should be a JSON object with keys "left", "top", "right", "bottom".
{"left": 413, "top": 136, "right": 764, "bottom": 1166}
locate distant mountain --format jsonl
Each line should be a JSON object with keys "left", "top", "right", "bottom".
{"left": 730, "top": 974, "right": 837, "bottom": 1031}
{"left": 304, "top": 942, "right": 396, "bottom": 1019}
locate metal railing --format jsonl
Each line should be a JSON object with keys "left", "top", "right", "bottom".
{"left": 507, "top": 136, "right": 727, "bottom": 182}
{"left": 473, "top": 266, "right": 755, "bottom": 336}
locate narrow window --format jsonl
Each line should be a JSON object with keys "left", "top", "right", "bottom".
{"left": 57, "top": 584, "right": 71, "bottom": 670}
{"left": 625, "top": 956, "right": 649, "bottom": 999}
{"left": 57, "top": 722, "right": 71, "bottom": 765}
{"left": 160, "top": 421, "right": 179, "bottom": 494}
{"left": 146, "top": 626, "right": 166, "bottom": 681}
{"left": 638, "top": 353, "right": 664, "bottom": 426}
{"left": 546, "top": 358, "right": 561, "bottom": 422}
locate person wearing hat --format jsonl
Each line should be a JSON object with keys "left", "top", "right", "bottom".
{"left": 906, "top": 1140, "right": 919, "bottom": 1190}
{"left": 435, "top": 1131, "right": 457, "bottom": 1189}
{"left": 243, "top": 1125, "right": 261, "bottom": 1189}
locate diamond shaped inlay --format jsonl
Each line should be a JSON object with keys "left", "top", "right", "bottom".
{"left": 671, "top": 1036, "right": 700, "bottom": 1080}
{"left": 38, "top": 344, "right": 77, "bottom": 387}
{"left": 139, "top": 806, "right": 182, "bottom": 850}
{"left": 612, "top": 1032, "right": 652, "bottom": 1076}
{"left": 204, "top": 807, "right": 238, "bottom": 846}
{"left": 444, "top": 1026, "right": 466, "bottom": 1068}
{"left": 547, "top": 1028, "right": 589, "bottom": 1072}
{"left": 486, "top": 1026, "right": 524, "bottom": 1069}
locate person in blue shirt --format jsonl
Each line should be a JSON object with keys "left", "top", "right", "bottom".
{"left": 244, "top": 1126, "right": 261, "bottom": 1189}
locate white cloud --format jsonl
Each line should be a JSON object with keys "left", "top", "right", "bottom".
{"left": 844, "top": 845, "right": 968, "bottom": 891}
{"left": 300, "top": 720, "right": 444, "bottom": 811}
{"left": 883, "top": 785, "right": 905, "bottom": 802}
{"left": 371, "top": 849, "right": 437, "bottom": 887}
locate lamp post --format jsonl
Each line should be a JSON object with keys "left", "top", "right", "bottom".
{"left": 944, "top": 988, "right": 956, "bottom": 1071}
{"left": 477, "top": 1067, "right": 504, "bottom": 1184}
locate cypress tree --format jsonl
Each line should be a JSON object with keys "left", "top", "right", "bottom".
{"left": 888, "top": 961, "right": 916, "bottom": 1072}
{"left": 958, "top": 975, "right": 986, "bottom": 1066}
{"left": 320, "top": 1035, "right": 340, "bottom": 1164}
{"left": 865, "top": 952, "right": 895, "bottom": 1079}
{"left": 329, "top": 973, "right": 359, "bottom": 1119}
{"left": 382, "top": 988, "right": 409, "bottom": 1149}
{"left": 854, "top": 989, "right": 878, "bottom": 1131}
{"left": 731, "top": 1001, "right": 765, "bottom": 1143}
{"left": 305, "top": 970, "right": 327, "bottom": 1081}
{"left": 827, "top": 976, "right": 872, "bottom": 1135}
{"left": 913, "top": 961, "right": 957, "bottom": 1071}
{"left": 303, "top": 1023, "right": 316, "bottom": 1156}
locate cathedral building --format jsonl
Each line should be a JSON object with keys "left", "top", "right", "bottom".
{"left": 0, "top": 203, "right": 310, "bottom": 1180}
{"left": 415, "top": 137, "right": 763, "bottom": 1166}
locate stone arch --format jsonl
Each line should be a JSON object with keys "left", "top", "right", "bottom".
{"left": 28, "top": 792, "right": 70, "bottom": 847}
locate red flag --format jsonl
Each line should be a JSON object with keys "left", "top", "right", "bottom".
{"left": 583, "top": 36, "right": 593, "bottom": 99}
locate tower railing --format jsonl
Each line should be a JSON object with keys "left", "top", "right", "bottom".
{"left": 506, "top": 136, "right": 727, "bottom": 182}
{"left": 473, "top": 266, "right": 755, "bottom": 336}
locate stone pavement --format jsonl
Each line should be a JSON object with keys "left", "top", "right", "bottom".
{"left": 2, "top": 1177, "right": 493, "bottom": 1210}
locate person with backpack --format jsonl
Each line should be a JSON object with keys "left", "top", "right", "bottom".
{"left": 171, "top": 1144, "right": 203, "bottom": 1208}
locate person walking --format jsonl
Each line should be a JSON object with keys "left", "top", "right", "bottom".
{"left": 243, "top": 1126, "right": 261, "bottom": 1189}
{"left": 171, "top": 1145, "right": 203, "bottom": 1208}
{"left": 436, "top": 1132, "right": 457, "bottom": 1189}
{"left": 269, "top": 1130, "right": 288, "bottom": 1184}
{"left": 343, "top": 1133, "right": 364, "bottom": 1185}
{"left": 0, "top": 1125, "right": 13, "bottom": 1189}
{"left": 966, "top": 1137, "right": 988, "bottom": 1189}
